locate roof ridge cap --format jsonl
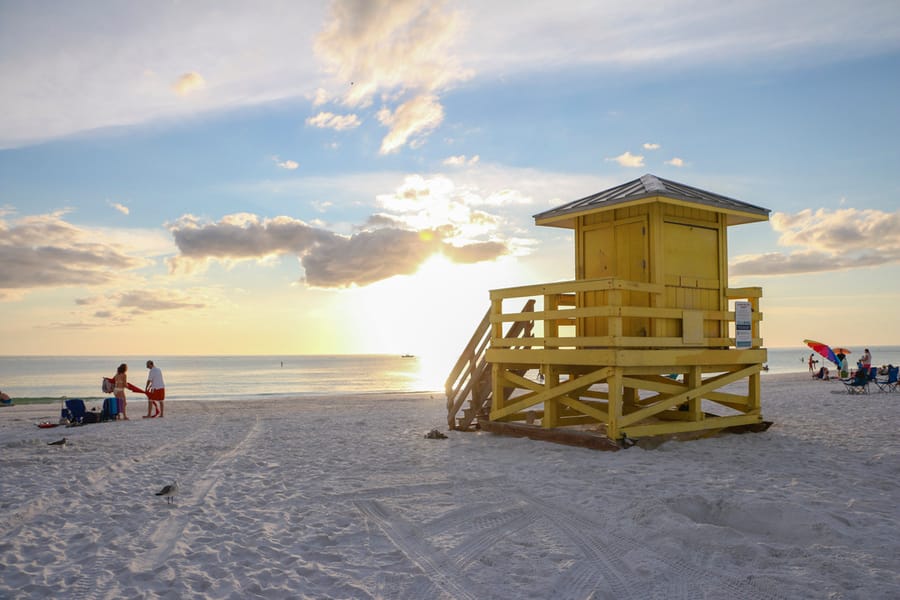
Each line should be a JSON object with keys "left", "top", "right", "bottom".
{"left": 639, "top": 173, "right": 666, "bottom": 192}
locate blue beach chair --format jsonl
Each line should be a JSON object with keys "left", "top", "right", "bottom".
{"left": 875, "top": 366, "right": 898, "bottom": 393}
{"left": 62, "top": 399, "right": 87, "bottom": 423}
{"left": 841, "top": 369, "right": 870, "bottom": 395}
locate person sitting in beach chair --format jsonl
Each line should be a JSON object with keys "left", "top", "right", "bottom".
{"left": 0, "top": 389, "right": 12, "bottom": 406}
{"left": 842, "top": 367, "right": 870, "bottom": 394}
{"left": 813, "top": 366, "right": 830, "bottom": 380}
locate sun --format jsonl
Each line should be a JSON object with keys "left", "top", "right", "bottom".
{"left": 340, "top": 255, "right": 493, "bottom": 358}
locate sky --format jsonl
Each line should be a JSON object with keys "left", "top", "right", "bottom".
{"left": 1, "top": 0, "right": 899, "bottom": 363}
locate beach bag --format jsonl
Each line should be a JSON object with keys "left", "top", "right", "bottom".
{"left": 102, "top": 397, "right": 119, "bottom": 421}
{"left": 82, "top": 411, "right": 99, "bottom": 424}
{"left": 102, "top": 378, "right": 115, "bottom": 394}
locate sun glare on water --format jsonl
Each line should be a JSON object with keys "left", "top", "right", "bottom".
{"left": 344, "top": 254, "right": 501, "bottom": 368}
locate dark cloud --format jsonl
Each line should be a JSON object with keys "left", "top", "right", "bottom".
{"left": 170, "top": 215, "right": 332, "bottom": 260}
{"left": 302, "top": 228, "right": 439, "bottom": 287}
{"left": 168, "top": 213, "right": 511, "bottom": 288}
{"left": 0, "top": 214, "right": 144, "bottom": 291}
{"left": 117, "top": 291, "right": 205, "bottom": 312}
{"left": 731, "top": 208, "right": 900, "bottom": 276}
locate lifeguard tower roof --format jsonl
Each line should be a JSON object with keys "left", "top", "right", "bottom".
{"left": 535, "top": 173, "right": 770, "bottom": 228}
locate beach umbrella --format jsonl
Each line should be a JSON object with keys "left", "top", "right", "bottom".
{"left": 804, "top": 339, "right": 840, "bottom": 366}
{"left": 832, "top": 347, "right": 851, "bottom": 356}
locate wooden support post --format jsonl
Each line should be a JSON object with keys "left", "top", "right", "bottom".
{"left": 542, "top": 366, "right": 560, "bottom": 428}
{"left": 545, "top": 293, "right": 559, "bottom": 348}
{"left": 491, "top": 363, "right": 503, "bottom": 415}
{"left": 686, "top": 365, "right": 703, "bottom": 421}
{"left": 622, "top": 386, "right": 638, "bottom": 414}
{"left": 608, "top": 290, "right": 623, "bottom": 338}
{"left": 748, "top": 372, "right": 761, "bottom": 413}
{"left": 491, "top": 297, "right": 504, "bottom": 340}
{"left": 606, "top": 368, "right": 622, "bottom": 439}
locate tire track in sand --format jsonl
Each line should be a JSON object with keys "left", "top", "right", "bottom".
{"left": 126, "top": 414, "right": 264, "bottom": 575}
{"left": 520, "top": 489, "right": 787, "bottom": 600}
{"left": 0, "top": 409, "right": 220, "bottom": 539}
{"left": 355, "top": 498, "right": 487, "bottom": 600}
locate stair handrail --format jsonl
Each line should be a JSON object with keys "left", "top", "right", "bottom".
{"left": 446, "top": 308, "right": 491, "bottom": 427}
{"left": 446, "top": 299, "right": 536, "bottom": 429}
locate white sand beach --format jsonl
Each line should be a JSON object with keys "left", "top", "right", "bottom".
{"left": 1, "top": 373, "right": 898, "bottom": 599}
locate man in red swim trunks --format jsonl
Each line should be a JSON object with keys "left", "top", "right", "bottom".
{"left": 145, "top": 360, "right": 166, "bottom": 418}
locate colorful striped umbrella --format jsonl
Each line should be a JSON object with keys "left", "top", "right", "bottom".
{"left": 804, "top": 339, "right": 840, "bottom": 366}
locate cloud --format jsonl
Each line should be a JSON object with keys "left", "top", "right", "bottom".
{"left": 167, "top": 174, "right": 518, "bottom": 288}
{"left": 731, "top": 207, "right": 900, "bottom": 276}
{"left": 443, "top": 154, "right": 480, "bottom": 166}
{"left": 665, "top": 157, "right": 686, "bottom": 167}
{"left": 0, "top": 212, "right": 147, "bottom": 297}
{"left": 109, "top": 201, "right": 130, "bottom": 215}
{"left": 305, "top": 111, "right": 362, "bottom": 131}
{"left": 168, "top": 213, "right": 507, "bottom": 288}
{"left": 377, "top": 94, "right": 444, "bottom": 154}
{"left": 312, "top": 87, "right": 330, "bottom": 107}
{"left": 607, "top": 151, "right": 645, "bottom": 168}
{"left": 643, "top": 143, "right": 660, "bottom": 150}
{"left": 3, "top": 2, "right": 899, "bottom": 149}
{"left": 458, "top": 2, "right": 900, "bottom": 74}
{"left": 0, "top": 4, "right": 327, "bottom": 149}
{"left": 314, "top": 0, "right": 470, "bottom": 153}
{"left": 301, "top": 228, "right": 440, "bottom": 287}
{"left": 172, "top": 72, "right": 206, "bottom": 96}
{"left": 273, "top": 157, "right": 299, "bottom": 170}
{"left": 61, "top": 289, "right": 207, "bottom": 326}
{"left": 314, "top": 0, "right": 469, "bottom": 107}
{"left": 442, "top": 241, "right": 507, "bottom": 264}
{"left": 116, "top": 290, "right": 205, "bottom": 312}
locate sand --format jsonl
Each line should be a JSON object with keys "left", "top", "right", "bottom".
{"left": 0, "top": 373, "right": 898, "bottom": 599}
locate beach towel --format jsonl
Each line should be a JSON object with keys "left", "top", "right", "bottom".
{"left": 126, "top": 383, "right": 147, "bottom": 395}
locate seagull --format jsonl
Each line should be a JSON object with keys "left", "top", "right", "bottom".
{"left": 155, "top": 481, "right": 178, "bottom": 504}
{"left": 48, "top": 437, "right": 67, "bottom": 446}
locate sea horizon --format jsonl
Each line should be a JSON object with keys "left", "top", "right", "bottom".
{"left": 2, "top": 346, "right": 899, "bottom": 403}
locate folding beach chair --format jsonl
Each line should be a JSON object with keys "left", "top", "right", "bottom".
{"left": 62, "top": 399, "right": 88, "bottom": 424}
{"left": 875, "top": 366, "right": 899, "bottom": 393}
{"left": 841, "top": 369, "right": 871, "bottom": 395}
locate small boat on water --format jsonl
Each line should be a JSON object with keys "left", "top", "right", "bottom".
{"left": 401, "top": 354, "right": 415, "bottom": 358}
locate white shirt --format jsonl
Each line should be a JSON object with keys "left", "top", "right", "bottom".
{"left": 147, "top": 366, "right": 165, "bottom": 390}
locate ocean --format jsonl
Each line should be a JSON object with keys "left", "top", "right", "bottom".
{"left": 0, "top": 355, "right": 445, "bottom": 402}
{"left": 2, "top": 346, "right": 899, "bottom": 402}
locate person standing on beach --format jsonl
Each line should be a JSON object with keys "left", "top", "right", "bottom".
{"left": 145, "top": 360, "right": 166, "bottom": 418}
{"left": 808, "top": 353, "right": 817, "bottom": 374}
{"left": 113, "top": 363, "right": 129, "bottom": 420}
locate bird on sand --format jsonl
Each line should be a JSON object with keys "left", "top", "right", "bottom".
{"left": 155, "top": 481, "right": 178, "bottom": 504}
{"left": 48, "top": 437, "right": 67, "bottom": 446}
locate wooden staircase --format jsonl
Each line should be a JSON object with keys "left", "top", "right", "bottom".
{"left": 446, "top": 299, "right": 535, "bottom": 431}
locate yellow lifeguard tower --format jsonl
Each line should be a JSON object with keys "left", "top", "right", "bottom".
{"left": 446, "top": 174, "right": 770, "bottom": 448}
